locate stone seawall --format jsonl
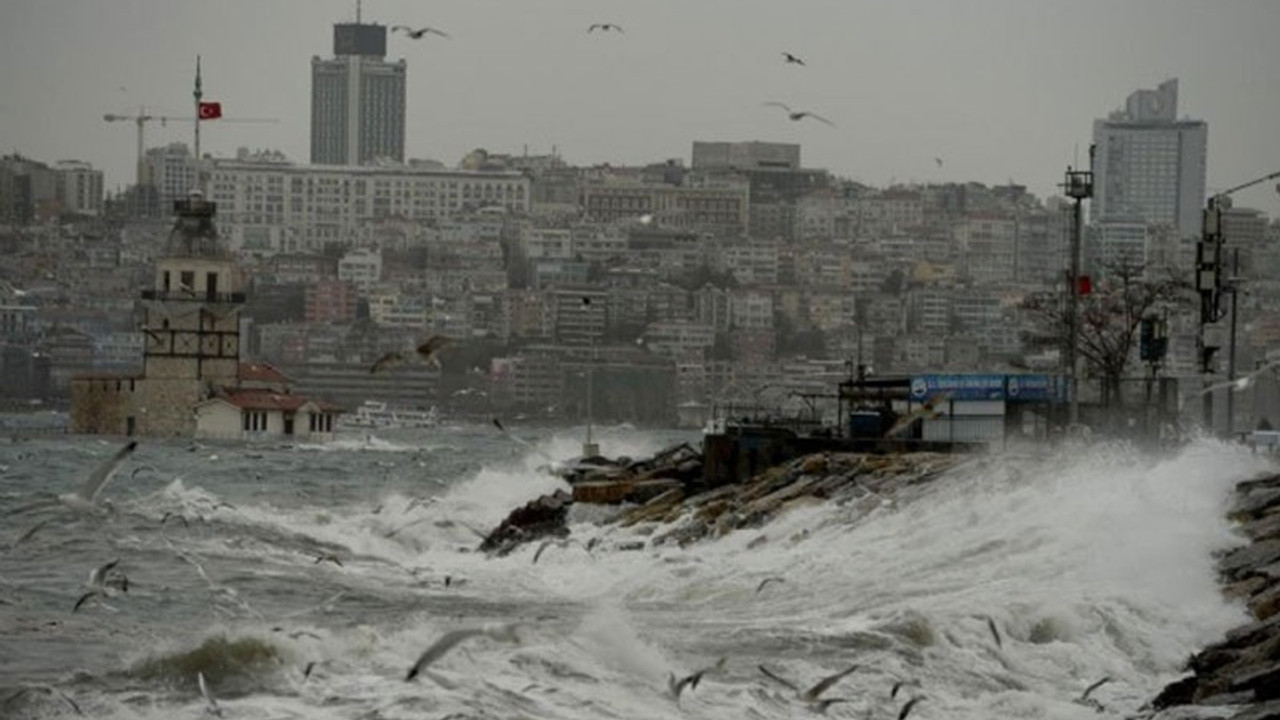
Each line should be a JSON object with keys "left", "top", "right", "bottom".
{"left": 1152, "top": 471, "right": 1280, "bottom": 720}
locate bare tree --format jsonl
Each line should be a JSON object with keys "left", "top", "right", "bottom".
{"left": 1021, "top": 262, "right": 1188, "bottom": 405}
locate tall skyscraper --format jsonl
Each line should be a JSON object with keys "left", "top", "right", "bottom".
{"left": 1090, "top": 79, "right": 1207, "bottom": 240}
{"left": 310, "top": 21, "right": 406, "bottom": 166}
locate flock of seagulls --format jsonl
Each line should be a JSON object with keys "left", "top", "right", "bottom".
{"left": 389, "top": 17, "right": 838, "bottom": 127}
{"left": 3, "top": 410, "right": 1143, "bottom": 716}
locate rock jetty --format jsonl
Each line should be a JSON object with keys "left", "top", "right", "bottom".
{"left": 478, "top": 444, "right": 963, "bottom": 555}
{"left": 607, "top": 450, "right": 961, "bottom": 548}
{"left": 1151, "top": 471, "right": 1280, "bottom": 720}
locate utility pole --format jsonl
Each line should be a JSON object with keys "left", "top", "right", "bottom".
{"left": 581, "top": 296, "right": 599, "bottom": 458}
{"left": 1196, "top": 170, "right": 1280, "bottom": 436}
{"left": 1226, "top": 248, "right": 1240, "bottom": 437}
{"left": 1060, "top": 153, "right": 1094, "bottom": 428}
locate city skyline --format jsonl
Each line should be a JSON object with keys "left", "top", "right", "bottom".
{"left": 2, "top": 0, "right": 1278, "bottom": 217}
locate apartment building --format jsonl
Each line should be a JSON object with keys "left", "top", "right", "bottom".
{"left": 207, "top": 160, "right": 531, "bottom": 254}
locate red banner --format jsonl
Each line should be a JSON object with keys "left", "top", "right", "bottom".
{"left": 197, "top": 102, "right": 222, "bottom": 120}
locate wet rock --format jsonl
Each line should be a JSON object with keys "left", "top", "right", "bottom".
{"left": 479, "top": 490, "right": 573, "bottom": 557}
{"left": 1153, "top": 470, "right": 1280, "bottom": 717}
{"left": 1229, "top": 699, "right": 1280, "bottom": 720}
{"left": 1242, "top": 513, "right": 1280, "bottom": 543}
{"left": 1249, "top": 585, "right": 1280, "bottom": 621}
{"left": 1221, "top": 540, "right": 1280, "bottom": 581}
{"left": 1232, "top": 487, "right": 1280, "bottom": 521}
{"left": 1229, "top": 660, "right": 1280, "bottom": 701}
{"left": 1151, "top": 675, "right": 1198, "bottom": 709}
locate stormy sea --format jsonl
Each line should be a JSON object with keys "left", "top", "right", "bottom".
{"left": 0, "top": 421, "right": 1274, "bottom": 720}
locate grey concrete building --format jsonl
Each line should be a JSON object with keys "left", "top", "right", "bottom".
{"left": 1091, "top": 79, "right": 1207, "bottom": 240}
{"left": 311, "top": 22, "right": 406, "bottom": 166}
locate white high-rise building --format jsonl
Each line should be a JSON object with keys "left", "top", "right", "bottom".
{"left": 311, "top": 21, "right": 406, "bottom": 166}
{"left": 142, "top": 143, "right": 198, "bottom": 212}
{"left": 54, "top": 160, "right": 104, "bottom": 216}
{"left": 1090, "top": 79, "right": 1207, "bottom": 240}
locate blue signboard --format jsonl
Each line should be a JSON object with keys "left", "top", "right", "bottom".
{"left": 909, "top": 374, "right": 1065, "bottom": 403}
{"left": 910, "top": 374, "right": 1006, "bottom": 401}
{"left": 1005, "top": 374, "right": 1066, "bottom": 402}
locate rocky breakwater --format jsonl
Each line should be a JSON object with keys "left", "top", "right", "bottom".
{"left": 1151, "top": 471, "right": 1280, "bottom": 720}
{"left": 477, "top": 447, "right": 964, "bottom": 557}
{"left": 607, "top": 451, "right": 962, "bottom": 548}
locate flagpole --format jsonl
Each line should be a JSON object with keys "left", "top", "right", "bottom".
{"left": 193, "top": 55, "right": 203, "bottom": 194}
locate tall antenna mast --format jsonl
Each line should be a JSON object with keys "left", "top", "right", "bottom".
{"left": 356, "top": 0, "right": 362, "bottom": 23}
{"left": 193, "top": 55, "right": 203, "bottom": 193}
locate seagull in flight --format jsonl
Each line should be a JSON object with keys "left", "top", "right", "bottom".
{"left": 935, "top": 157, "right": 944, "bottom": 167}
{"left": 392, "top": 25, "right": 450, "bottom": 39}
{"left": 62, "top": 441, "right": 138, "bottom": 512}
{"left": 416, "top": 335, "right": 453, "bottom": 367}
{"left": 531, "top": 538, "right": 593, "bottom": 564}
{"left": 897, "top": 695, "right": 925, "bottom": 720}
{"left": 782, "top": 52, "right": 806, "bottom": 66}
{"left": 406, "top": 623, "right": 523, "bottom": 680}
{"left": 588, "top": 23, "right": 624, "bottom": 33}
{"left": 764, "top": 102, "right": 835, "bottom": 126}
{"left": 758, "top": 663, "right": 859, "bottom": 708}
{"left": 8, "top": 441, "right": 138, "bottom": 545}
{"left": 198, "top": 671, "right": 223, "bottom": 717}
{"left": 370, "top": 335, "right": 454, "bottom": 374}
{"left": 668, "top": 657, "right": 726, "bottom": 701}
{"left": 74, "top": 558, "right": 128, "bottom": 612}
{"left": 755, "top": 577, "right": 785, "bottom": 594}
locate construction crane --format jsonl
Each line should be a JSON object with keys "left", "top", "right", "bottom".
{"left": 103, "top": 106, "right": 279, "bottom": 186}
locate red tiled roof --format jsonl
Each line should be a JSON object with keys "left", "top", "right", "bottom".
{"left": 222, "top": 390, "right": 307, "bottom": 411}
{"left": 216, "top": 389, "right": 344, "bottom": 414}
{"left": 238, "top": 361, "right": 293, "bottom": 385}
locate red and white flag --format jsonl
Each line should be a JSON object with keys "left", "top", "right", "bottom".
{"left": 197, "top": 101, "right": 222, "bottom": 120}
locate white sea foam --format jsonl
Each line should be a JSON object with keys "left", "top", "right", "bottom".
{"left": 7, "top": 431, "right": 1271, "bottom": 720}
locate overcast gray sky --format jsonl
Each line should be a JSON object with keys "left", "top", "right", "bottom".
{"left": 2, "top": 0, "right": 1278, "bottom": 216}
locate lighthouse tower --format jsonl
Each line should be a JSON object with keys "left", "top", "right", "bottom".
{"left": 69, "top": 190, "right": 245, "bottom": 436}
{"left": 131, "top": 190, "right": 244, "bottom": 435}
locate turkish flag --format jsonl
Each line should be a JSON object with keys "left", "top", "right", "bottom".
{"left": 1077, "top": 275, "right": 1092, "bottom": 296}
{"left": 198, "top": 102, "right": 222, "bottom": 120}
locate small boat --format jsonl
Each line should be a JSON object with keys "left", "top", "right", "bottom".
{"left": 338, "top": 400, "right": 438, "bottom": 429}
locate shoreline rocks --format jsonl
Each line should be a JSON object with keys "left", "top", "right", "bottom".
{"left": 1151, "top": 472, "right": 1280, "bottom": 719}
